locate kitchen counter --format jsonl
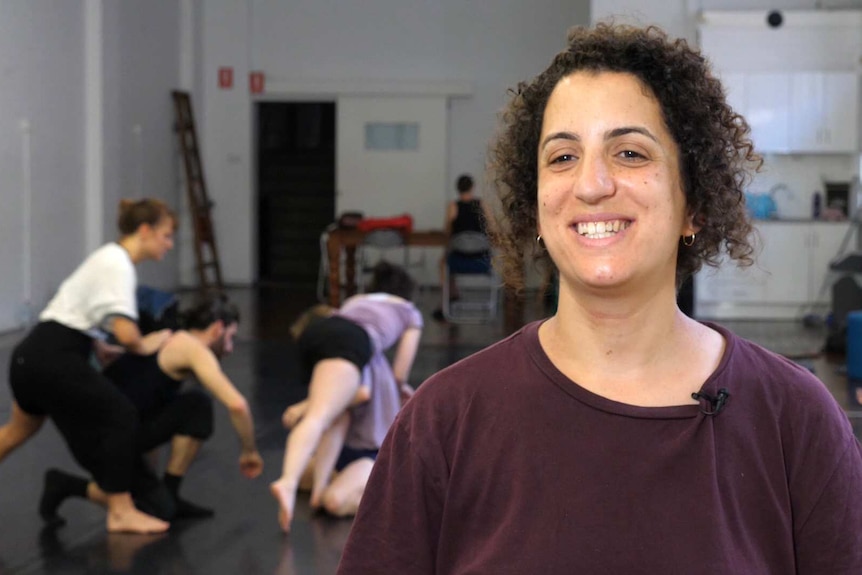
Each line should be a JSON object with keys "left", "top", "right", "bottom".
{"left": 696, "top": 220, "right": 856, "bottom": 320}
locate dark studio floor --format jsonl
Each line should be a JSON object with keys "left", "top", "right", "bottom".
{"left": 0, "top": 286, "right": 860, "bottom": 574}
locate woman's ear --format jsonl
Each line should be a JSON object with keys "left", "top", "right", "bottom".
{"left": 137, "top": 222, "right": 155, "bottom": 238}
{"left": 684, "top": 210, "right": 703, "bottom": 236}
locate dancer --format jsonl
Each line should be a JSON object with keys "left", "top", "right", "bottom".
{"left": 0, "top": 198, "right": 175, "bottom": 533}
{"left": 271, "top": 262, "right": 422, "bottom": 533}
{"left": 40, "top": 297, "right": 263, "bottom": 522}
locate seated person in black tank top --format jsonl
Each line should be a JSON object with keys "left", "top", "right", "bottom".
{"left": 433, "top": 174, "right": 492, "bottom": 321}
{"left": 40, "top": 298, "right": 263, "bottom": 521}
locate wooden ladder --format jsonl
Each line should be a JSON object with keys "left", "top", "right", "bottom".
{"left": 171, "top": 91, "right": 224, "bottom": 295}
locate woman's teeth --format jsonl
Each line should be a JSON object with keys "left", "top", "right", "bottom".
{"left": 576, "top": 220, "right": 630, "bottom": 239}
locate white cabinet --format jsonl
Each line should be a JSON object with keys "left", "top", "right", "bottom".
{"left": 695, "top": 222, "right": 855, "bottom": 319}
{"left": 759, "top": 223, "right": 810, "bottom": 304}
{"left": 809, "top": 222, "right": 854, "bottom": 303}
{"left": 722, "top": 72, "right": 746, "bottom": 116}
{"left": 790, "top": 73, "right": 859, "bottom": 153}
{"left": 722, "top": 72, "right": 858, "bottom": 154}
{"left": 695, "top": 247, "right": 769, "bottom": 305}
{"left": 746, "top": 73, "right": 792, "bottom": 153}
{"left": 723, "top": 72, "right": 791, "bottom": 154}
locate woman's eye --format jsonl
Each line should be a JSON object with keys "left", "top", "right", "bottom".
{"left": 619, "top": 150, "right": 645, "bottom": 160}
{"left": 550, "top": 153, "right": 575, "bottom": 164}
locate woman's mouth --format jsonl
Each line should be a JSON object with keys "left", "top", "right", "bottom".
{"left": 575, "top": 219, "right": 631, "bottom": 240}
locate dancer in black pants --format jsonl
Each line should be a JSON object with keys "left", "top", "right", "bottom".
{"left": 41, "top": 297, "right": 263, "bottom": 522}
{"left": 0, "top": 198, "right": 176, "bottom": 534}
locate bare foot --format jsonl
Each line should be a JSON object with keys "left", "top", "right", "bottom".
{"left": 106, "top": 508, "right": 170, "bottom": 534}
{"left": 270, "top": 480, "right": 296, "bottom": 533}
{"left": 309, "top": 489, "right": 322, "bottom": 510}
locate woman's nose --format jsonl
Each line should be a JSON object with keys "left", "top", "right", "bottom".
{"left": 574, "top": 152, "right": 615, "bottom": 203}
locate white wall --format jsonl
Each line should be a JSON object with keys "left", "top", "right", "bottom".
{"left": 591, "top": 0, "right": 696, "bottom": 41}
{"left": 198, "top": 0, "right": 589, "bottom": 285}
{"left": 337, "top": 96, "right": 448, "bottom": 230}
{"left": 176, "top": 0, "right": 204, "bottom": 288}
{"left": 0, "top": 1, "right": 86, "bottom": 331}
{"left": 103, "top": 0, "right": 182, "bottom": 289}
{"left": 0, "top": 1, "right": 182, "bottom": 332}
{"left": 199, "top": 0, "right": 255, "bottom": 285}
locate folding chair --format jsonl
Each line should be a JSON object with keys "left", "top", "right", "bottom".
{"left": 442, "top": 232, "right": 499, "bottom": 323}
{"left": 316, "top": 223, "right": 338, "bottom": 303}
{"left": 357, "top": 229, "right": 425, "bottom": 292}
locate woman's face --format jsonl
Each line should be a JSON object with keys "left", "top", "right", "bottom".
{"left": 140, "top": 216, "right": 175, "bottom": 261}
{"left": 536, "top": 71, "right": 696, "bottom": 296}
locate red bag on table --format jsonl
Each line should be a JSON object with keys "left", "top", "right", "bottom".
{"left": 356, "top": 214, "right": 414, "bottom": 235}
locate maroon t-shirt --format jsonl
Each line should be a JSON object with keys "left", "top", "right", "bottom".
{"left": 338, "top": 321, "right": 862, "bottom": 574}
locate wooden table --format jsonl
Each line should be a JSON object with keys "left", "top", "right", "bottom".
{"left": 326, "top": 228, "right": 447, "bottom": 306}
{"left": 325, "top": 227, "right": 525, "bottom": 332}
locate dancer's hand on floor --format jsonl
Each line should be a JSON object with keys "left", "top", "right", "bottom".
{"left": 239, "top": 449, "right": 264, "bottom": 479}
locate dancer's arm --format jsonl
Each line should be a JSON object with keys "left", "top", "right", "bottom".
{"left": 391, "top": 327, "right": 422, "bottom": 389}
{"left": 111, "top": 316, "right": 172, "bottom": 355}
{"left": 167, "top": 333, "right": 263, "bottom": 478}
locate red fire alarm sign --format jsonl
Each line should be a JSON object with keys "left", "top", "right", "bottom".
{"left": 249, "top": 71, "right": 265, "bottom": 94}
{"left": 218, "top": 67, "right": 233, "bottom": 89}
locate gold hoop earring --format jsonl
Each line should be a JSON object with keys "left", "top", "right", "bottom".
{"left": 682, "top": 234, "right": 696, "bottom": 247}
{"left": 536, "top": 235, "right": 545, "bottom": 250}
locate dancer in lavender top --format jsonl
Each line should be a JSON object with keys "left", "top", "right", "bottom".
{"left": 270, "top": 262, "right": 423, "bottom": 532}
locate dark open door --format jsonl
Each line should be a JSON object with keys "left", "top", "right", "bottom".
{"left": 257, "top": 102, "right": 336, "bottom": 289}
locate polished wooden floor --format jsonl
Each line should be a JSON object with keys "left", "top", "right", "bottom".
{"left": 0, "top": 287, "right": 859, "bottom": 574}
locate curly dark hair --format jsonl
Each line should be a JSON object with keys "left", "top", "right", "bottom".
{"left": 366, "top": 261, "right": 416, "bottom": 301}
{"left": 487, "top": 22, "right": 760, "bottom": 290}
{"left": 181, "top": 295, "right": 240, "bottom": 330}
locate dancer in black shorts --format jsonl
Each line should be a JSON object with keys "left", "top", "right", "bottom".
{"left": 271, "top": 263, "right": 423, "bottom": 532}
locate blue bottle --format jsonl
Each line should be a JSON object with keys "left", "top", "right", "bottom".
{"left": 812, "top": 192, "right": 822, "bottom": 219}
{"left": 847, "top": 311, "right": 862, "bottom": 380}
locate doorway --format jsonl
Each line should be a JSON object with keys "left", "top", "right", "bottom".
{"left": 257, "top": 102, "right": 336, "bottom": 289}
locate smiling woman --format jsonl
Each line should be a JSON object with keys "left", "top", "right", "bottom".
{"left": 537, "top": 72, "right": 692, "bottom": 296}
{"left": 337, "top": 23, "right": 862, "bottom": 575}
